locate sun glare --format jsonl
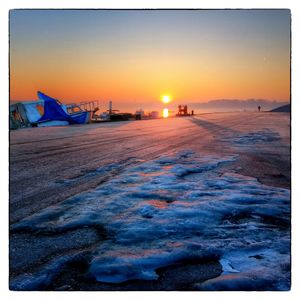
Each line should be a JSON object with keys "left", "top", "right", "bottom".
{"left": 163, "top": 108, "right": 169, "bottom": 118}
{"left": 162, "top": 95, "right": 171, "bottom": 104}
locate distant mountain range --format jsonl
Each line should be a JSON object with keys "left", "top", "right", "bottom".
{"left": 189, "top": 99, "right": 289, "bottom": 112}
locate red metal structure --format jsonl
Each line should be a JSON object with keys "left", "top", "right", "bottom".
{"left": 176, "top": 105, "right": 190, "bottom": 116}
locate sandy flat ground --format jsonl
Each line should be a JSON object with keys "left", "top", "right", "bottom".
{"left": 9, "top": 112, "right": 291, "bottom": 290}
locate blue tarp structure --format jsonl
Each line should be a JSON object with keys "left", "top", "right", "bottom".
{"left": 37, "top": 91, "right": 89, "bottom": 124}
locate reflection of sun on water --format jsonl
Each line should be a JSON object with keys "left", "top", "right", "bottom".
{"left": 163, "top": 108, "right": 169, "bottom": 118}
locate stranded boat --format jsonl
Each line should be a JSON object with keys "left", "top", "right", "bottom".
{"left": 10, "top": 91, "right": 98, "bottom": 129}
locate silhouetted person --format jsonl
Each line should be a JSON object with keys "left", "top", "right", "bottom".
{"left": 258, "top": 105, "right": 261, "bottom": 112}
{"left": 191, "top": 110, "right": 194, "bottom": 115}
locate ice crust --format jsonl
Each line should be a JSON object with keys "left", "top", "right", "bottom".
{"left": 11, "top": 150, "right": 290, "bottom": 290}
{"left": 221, "top": 129, "right": 281, "bottom": 146}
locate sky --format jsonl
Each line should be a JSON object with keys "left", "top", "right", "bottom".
{"left": 9, "top": 9, "right": 290, "bottom": 111}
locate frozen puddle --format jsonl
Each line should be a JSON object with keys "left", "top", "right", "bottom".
{"left": 11, "top": 150, "right": 290, "bottom": 290}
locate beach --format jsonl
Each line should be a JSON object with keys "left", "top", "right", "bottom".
{"left": 9, "top": 112, "right": 291, "bottom": 290}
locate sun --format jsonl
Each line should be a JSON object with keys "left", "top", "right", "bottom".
{"left": 162, "top": 95, "right": 171, "bottom": 104}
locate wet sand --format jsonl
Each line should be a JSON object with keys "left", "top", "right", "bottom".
{"left": 9, "top": 112, "right": 290, "bottom": 290}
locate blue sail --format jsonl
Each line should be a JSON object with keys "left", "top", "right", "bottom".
{"left": 37, "top": 91, "right": 89, "bottom": 124}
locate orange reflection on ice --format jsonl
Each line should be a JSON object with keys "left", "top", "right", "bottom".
{"left": 163, "top": 108, "right": 169, "bottom": 118}
{"left": 145, "top": 200, "right": 168, "bottom": 209}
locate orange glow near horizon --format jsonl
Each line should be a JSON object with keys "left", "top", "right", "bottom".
{"left": 9, "top": 10, "right": 291, "bottom": 106}
{"left": 9, "top": 48, "right": 291, "bottom": 104}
